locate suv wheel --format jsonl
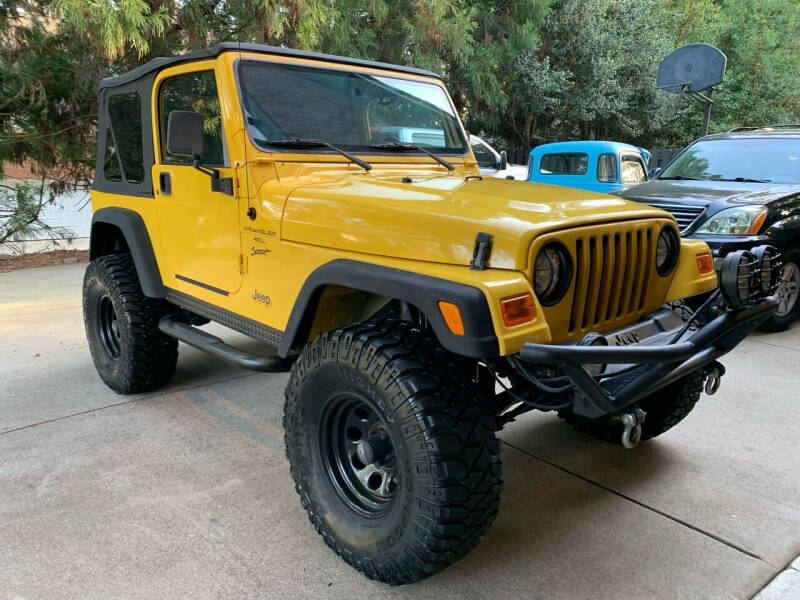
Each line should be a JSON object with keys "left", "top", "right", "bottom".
{"left": 559, "top": 371, "right": 705, "bottom": 444}
{"left": 283, "top": 319, "right": 502, "bottom": 584}
{"left": 759, "top": 248, "right": 800, "bottom": 332}
{"left": 83, "top": 254, "right": 178, "bottom": 394}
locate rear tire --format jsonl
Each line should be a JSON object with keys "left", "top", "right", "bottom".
{"left": 559, "top": 371, "right": 705, "bottom": 444}
{"left": 759, "top": 248, "right": 800, "bottom": 332}
{"left": 283, "top": 319, "right": 502, "bottom": 584}
{"left": 83, "top": 254, "right": 178, "bottom": 394}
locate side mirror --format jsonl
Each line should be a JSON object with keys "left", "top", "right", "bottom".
{"left": 167, "top": 110, "right": 205, "bottom": 158}
{"left": 499, "top": 150, "right": 508, "bottom": 171}
{"left": 649, "top": 166, "right": 662, "bottom": 179}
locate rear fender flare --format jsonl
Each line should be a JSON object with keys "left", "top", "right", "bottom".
{"left": 90, "top": 207, "right": 165, "bottom": 298}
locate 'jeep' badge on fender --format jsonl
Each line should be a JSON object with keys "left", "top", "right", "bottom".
{"left": 252, "top": 290, "right": 271, "bottom": 306}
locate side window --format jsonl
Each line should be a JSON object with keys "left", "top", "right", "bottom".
{"left": 597, "top": 153, "right": 618, "bottom": 183}
{"left": 106, "top": 92, "right": 144, "bottom": 183}
{"left": 160, "top": 70, "right": 225, "bottom": 166}
{"left": 621, "top": 155, "right": 647, "bottom": 184}
{"left": 471, "top": 139, "right": 498, "bottom": 169}
{"left": 539, "top": 153, "right": 588, "bottom": 175}
{"left": 102, "top": 126, "right": 122, "bottom": 182}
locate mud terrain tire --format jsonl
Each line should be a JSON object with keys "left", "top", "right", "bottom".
{"left": 283, "top": 319, "right": 502, "bottom": 584}
{"left": 83, "top": 254, "right": 178, "bottom": 394}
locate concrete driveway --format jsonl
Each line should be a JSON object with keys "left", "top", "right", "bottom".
{"left": 2, "top": 263, "right": 799, "bottom": 599}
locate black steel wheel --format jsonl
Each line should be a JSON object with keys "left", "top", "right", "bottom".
{"left": 321, "top": 395, "right": 399, "bottom": 516}
{"left": 284, "top": 318, "right": 502, "bottom": 585}
{"left": 96, "top": 294, "right": 122, "bottom": 359}
{"left": 83, "top": 254, "right": 178, "bottom": 394}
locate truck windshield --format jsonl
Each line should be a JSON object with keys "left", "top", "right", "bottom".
{"left": 660, "top": 138, "right": 800, "bottom": 184}
{"left": 237, "top": 59, "right": 467, "bottom": 155}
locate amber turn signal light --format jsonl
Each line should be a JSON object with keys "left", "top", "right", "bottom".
{"left": 500, "top": 294, "right": 536, "bottom": 327}
{"left": 695, "top": 252, "right": 714, "bottom": 275}
{"left": 438, "top": 301, "right": 465, "bottom": 335}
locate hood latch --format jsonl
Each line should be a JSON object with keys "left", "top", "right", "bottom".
{"left": 470, "top": 232, "right": 493, "bottom": 270}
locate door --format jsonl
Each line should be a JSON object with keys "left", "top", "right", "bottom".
{"left": 154, "top": 66, "right": 242, "bottom": 296}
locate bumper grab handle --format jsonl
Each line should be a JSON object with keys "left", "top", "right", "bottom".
{"left": 520, "top": 340, "right": 698, "bottom": 365}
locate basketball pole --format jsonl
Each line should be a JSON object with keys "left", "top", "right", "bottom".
{"left": 701, "top": 89, "right": 713, "bottom": 136}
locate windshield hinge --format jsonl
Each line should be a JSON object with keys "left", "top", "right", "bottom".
{"left": 470, "top": 232, "right": 493, "bottom": 270}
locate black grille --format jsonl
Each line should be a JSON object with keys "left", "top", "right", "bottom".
{"left": 643, "top": 201, "right": 706, "bottom": 231}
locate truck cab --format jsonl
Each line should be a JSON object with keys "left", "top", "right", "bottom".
{"left": 527, "top": 140, "right": 650, "bottom": 193}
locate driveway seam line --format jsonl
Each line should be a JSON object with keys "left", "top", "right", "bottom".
{"left": 0, "top": 372, "right": 258, "bottom": 435}
{"left": 502, "top": 440, "right": 773, "bottom": 566}
{"left": 745, "top": 338, "right": 800, "bottom": 352}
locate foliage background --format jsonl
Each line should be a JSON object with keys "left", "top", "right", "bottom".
{"left": 0, "top": 0, "right": 798, "bottom": 211}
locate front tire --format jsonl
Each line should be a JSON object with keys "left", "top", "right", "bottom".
{"left": 83, "top": 254, "right": 178, "bottom": 394}
{"left": 283, "top": 319, "right": 502, "bottom": 584}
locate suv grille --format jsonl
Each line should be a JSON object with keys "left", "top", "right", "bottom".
{"left": 568, "top": 224, "right": 660, "bottom": 333}
{"left": 642, "top": 200, "right": 705, "bottom": 231}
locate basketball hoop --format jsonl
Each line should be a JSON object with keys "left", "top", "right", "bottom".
{"left": 657, "top": 43, "right": 727, "bottom": 136}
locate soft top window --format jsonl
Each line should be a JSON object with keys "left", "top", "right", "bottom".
{"left": 159, "top": 70, "right": 226, "bottom": 166}
{"left": 540, "top": 152, "right": 588, "bottom": 175}
{"left": 106, "top": 92, "right": 145, "bottom": 183}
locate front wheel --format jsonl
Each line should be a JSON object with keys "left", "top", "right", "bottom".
{"left": 283, "top": 319, "right": 502, "bottom": 584}
{"left": 759, "top": 248, "right": 800, "bottom": 332}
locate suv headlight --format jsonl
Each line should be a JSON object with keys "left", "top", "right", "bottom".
{"left": 533, "top": 243, "right": 572, "bottom": 306}
{"left": 695, "top": 205, "right": 768, "bottom": 235}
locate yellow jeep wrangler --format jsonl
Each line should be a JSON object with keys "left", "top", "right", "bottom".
{"left": 84, "top": 43, "right": 779, "bottom": 584}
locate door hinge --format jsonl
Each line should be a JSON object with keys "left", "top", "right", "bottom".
{"left": 239, "top": 253, "right": 247, "bottom": 274}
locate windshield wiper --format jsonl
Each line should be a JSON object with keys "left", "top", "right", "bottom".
{"left": 717, "top": 177, "right": 771, "bottom": 183}
{"left": 369, "top": 143, "right": 455, "bottom": 172}
{"left": 658, "top": 175, "right": 701, "bottom": 181}
{"left": 264, "top": 139, "right": 372, "bottom": 171}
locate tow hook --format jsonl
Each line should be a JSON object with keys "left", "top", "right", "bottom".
{"left": 619, "top": 408, "right": 647, "bottom": 449}
{"left": 705, "top": 366, "right": 722, "bottom": 395}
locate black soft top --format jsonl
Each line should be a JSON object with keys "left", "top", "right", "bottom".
{"left": 99, "top": 42, "right": 442, "bottom": 90}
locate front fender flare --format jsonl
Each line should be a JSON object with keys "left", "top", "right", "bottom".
{"left": 279, "top": 260, "right": 499, "bottom": 359}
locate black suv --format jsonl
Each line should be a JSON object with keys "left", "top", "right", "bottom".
{"left": 618, "top": 126, "right": 800, "bottom": 331}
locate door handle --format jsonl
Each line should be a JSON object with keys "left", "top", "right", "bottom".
{"left": 159, "top": 172, "right": 172, "bottom": 195}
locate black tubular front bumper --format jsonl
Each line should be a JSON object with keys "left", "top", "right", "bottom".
{"left": 519, "top": 298, "right": 778, "bottom": 419}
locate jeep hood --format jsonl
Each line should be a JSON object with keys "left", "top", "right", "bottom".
{"left": 281, "top": 174, "right": 670, "bottom": 270}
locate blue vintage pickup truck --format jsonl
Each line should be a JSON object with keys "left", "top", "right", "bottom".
{"left": 527, "top": 141, "right": 650, "bottom": 193}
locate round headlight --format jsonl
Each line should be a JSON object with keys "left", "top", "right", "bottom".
{"left": 533, "top": 243, "right": 572, "bottom": 306}
{"left": 656, "top": 226, "right": 679, "bottom": 276}
{"left": 751, "top": 245, "right": 781, "bottom": 295}
{"left": 719, "top": 250, "right": 758, "bottom": 307}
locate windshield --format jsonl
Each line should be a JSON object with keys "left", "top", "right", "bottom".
{"left": 660, "top": 138, "right": 800, "bottom": 184}
{"left": 237, "top": 59, "right": 467, "bottom": 155}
